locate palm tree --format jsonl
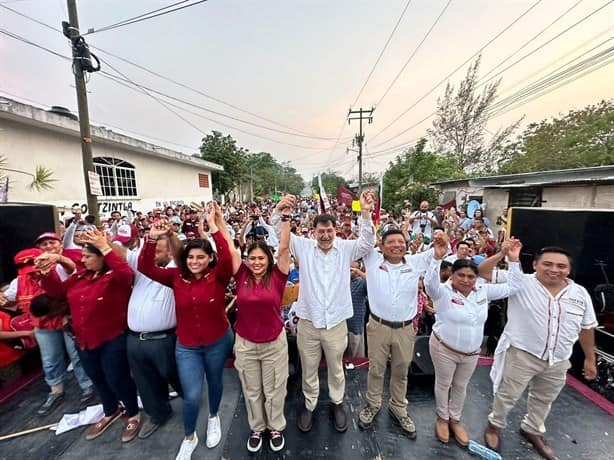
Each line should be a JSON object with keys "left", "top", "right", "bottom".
{"left": 0, "top": 155, "right": 57, "bottom": 202}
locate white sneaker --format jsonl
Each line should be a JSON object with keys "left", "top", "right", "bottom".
{"left": 206, "top": 415, "right": 221, "bottom": 448}
{"left": 175, "top": 433, "right": 198, "bottom": 460}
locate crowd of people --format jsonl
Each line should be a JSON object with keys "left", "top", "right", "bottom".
{"left": 0, "top": 193, "right": 598, "bottom": 460}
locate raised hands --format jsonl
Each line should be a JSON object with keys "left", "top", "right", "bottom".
{"left": 359, "top": 189, "right": 376, "bottom": 215}
{"left": 150, "top": 218, "right": 172, "bottom": 238}
{"left": 205, "top": 202, "right": 219, "bottom": 233}
{"left": 432, "top": 231, "right": 450, "bottom": 260}
{"left": 81, "top": 228, "right": 110, "bottom": 250}
{"left": 276, "top": 194, "right": 297, "bottom": 215}
{"left": 505, "top": 237, "right": 522, "bottom": 262}
{"left": 34, "top": 252, "right": 60, "bottom": 274}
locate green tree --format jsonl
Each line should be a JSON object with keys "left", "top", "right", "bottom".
{"left": 428, "top": 56, "right": 521, "bottom": 173}
{"left": 500, "top": 99, "right": 614, "bottom": 174}
{"left": 382, "top": 138, "right": 463, "bottom": 210}
{"left": 0, "top": 155, "right": 57, "bottom": 202}
{"left": 311, "top": 171, "right": 349, "bottom": 196}
{"left": 198, "top": 131, "right": 247, "bottom": 196}
{"left": 246, "top": 153, "right": 304, "bottom": 198}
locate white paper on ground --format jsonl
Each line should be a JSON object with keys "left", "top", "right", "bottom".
{"left": 55, "top": 404, "right": 105, "bottom": 435}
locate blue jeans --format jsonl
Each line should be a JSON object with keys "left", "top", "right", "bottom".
{"left": 176, "top": 328, "right": 234, "bottom": 436}
{"left": 34, "top": 328, "right": 93, "bottom": 390}
{"left": 78, "top": 333, "right": 139, "bottom": 417}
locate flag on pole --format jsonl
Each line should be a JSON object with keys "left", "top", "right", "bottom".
{"left": 318, "top": 175, "right": 331, "bottom": 212}
{"left": 337, "top": 185, "right": 355, "bottom": 207}
{"left": 373, "top": 175, "right": 383, "bottom": 226}
{"left": 314, "top": 192, "right": 322, "bottom": 215}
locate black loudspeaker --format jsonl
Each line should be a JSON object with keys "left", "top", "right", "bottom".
{"left": 411, "top": 336, "right": 434, "bottom": 375}
{"left": 0, "top": 203, "right": 58, "bottom": 285}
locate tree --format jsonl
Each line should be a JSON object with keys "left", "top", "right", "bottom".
{"left": 198, "top": 131, "right": 248, "bottom": 196}
{"left": 0, "top": 155, "right": 57, "bottom": 202}
{"left": 428, "top": 56, "right": 521, "bottom": 173}
{"left": 246, "top": 153, "right": 305, "bottom": 198}
{"left": 500, "top": 99, "right": 614, "bottom": 174}
{"left": 311, "top": 171, "right": 348, "bottom": 196}
{"left": 382, "top": 138, "right": 463, "bottom": 210}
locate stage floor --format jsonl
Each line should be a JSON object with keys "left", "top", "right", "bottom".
{"left": 0, "top": 365, "right": 612, "bottom": 459}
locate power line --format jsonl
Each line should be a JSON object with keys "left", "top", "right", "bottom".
{"left": 375, "top": 0, "right": 452, "bottom": 108}
{"left": 0, "top": 3, "right": 336, "bottom": 141}
{"left": 371, "top": 0, "right": 611, "bottom": 150}
{"left": 350, "top": 0, "right": 413, "bottom": 107}
{"left": 369, "top": 0, "right": 543, "bottom": 144}
{"left": 84, "top": 1, "right": 208, "bottom": 35}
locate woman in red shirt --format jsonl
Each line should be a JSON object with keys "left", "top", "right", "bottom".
{"left": 217, "top": 202, "right": 290, "bottom": 453}
{"left": 138, "top": 206, "right": 233, "bottom": 460}
{"left": 40, "top": 229, "right": 140, "bottom": 443}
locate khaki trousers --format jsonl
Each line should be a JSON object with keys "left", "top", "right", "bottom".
{"left": 429, "top": 334, "right": 479, "bottom": 421}
{"left": 297, "top": 319, "right": 348, "bottom": 411}
{"left": 365, "top": 317, "right": 415, "bottom": 418}
{"left": 488, "top": 346, "right": 569, "bottom": 435}
{"left": 234, "top": 331, "right": 289, "bottom": 431}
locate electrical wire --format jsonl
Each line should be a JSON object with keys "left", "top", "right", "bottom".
{"left": 350, "top": 0, "right": 413, "bottom": 107}
{"left": 84, "top": 1, "right": 207, "bottom": 35}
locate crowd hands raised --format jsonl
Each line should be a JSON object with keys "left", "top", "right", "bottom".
{"left": 0, "top": 193, "right": 597, "bottom": 460}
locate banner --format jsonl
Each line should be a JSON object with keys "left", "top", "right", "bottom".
{"left": 337, "top": 185, "right": 355, "bottom": 207}
{"left": 314, "top": 192, "right": 322, "bottom": 215}
{"left": 317, "top": 175, "right": 331, "bottom": 211}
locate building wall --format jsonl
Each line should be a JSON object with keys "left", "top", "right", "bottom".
{"left": 482, "top": 189, "right": 508, "bottom": 223}
{"left": 543, "top": 184, "right": 614, "bottom": 209}
{"left": 1, "top": 118, "right": 213, "bottom": 216}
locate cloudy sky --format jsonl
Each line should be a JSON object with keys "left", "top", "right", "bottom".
{"left": 1, "top": 0, "right": 612, "bottom": 181}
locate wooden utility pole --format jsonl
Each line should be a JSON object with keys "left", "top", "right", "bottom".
{"left": 348, "top": 107, "right": 374, "bottom": 192}
{"left": 66, "top": 0, "right": 99, "bottom": 224}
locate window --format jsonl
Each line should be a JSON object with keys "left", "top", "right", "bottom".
{"left": 198, "top": 173, "right": 210, "bottom": 188}
{"left": 93, "top": 157, "right": 138, "bottom": 197}
{"left": 508, "top": 187, "right": 543, "bottom": 207}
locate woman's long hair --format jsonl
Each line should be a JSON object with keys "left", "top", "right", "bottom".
{"left": 180, "top": 238, "right": 217, "bottom": 279}
{"left": 83, "top": 244, "right": 109, "bottom": 273}
{"left": 245, "top": 240, "right": 275, "bottom": 290}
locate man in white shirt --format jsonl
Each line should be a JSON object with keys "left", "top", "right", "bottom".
{"left": 271, "top": 191, "right": 375, "bottom": 434}
{"left": 444, "top": 240, "right": 471, "bottom": 264}
{"left": 408, "top": 201, "right": 438, "bottom": 240}
{"left": 484, "top": 246, "right": 598, "bottom": 460}
{"left": 357, "top": 228, "right": 442, "bottom": 438}
{"left": 116, "top": 235, "right": 183, "bottom": 439}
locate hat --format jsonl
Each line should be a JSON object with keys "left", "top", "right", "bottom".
{"left": 34, "top": 232, "right": 61, "bottom": 245}
{"left": 171, "top": 216, "right": 182, "bottom": 224}
{"left": 14, "top": 248, "right": 43, "bottom": 276}
{"left": 114, "top": 224, "right": 138, "bottom": 243}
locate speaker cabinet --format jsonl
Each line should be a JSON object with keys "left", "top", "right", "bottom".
{"left": 0, "top": 203, "right": 57, "bottom": 285}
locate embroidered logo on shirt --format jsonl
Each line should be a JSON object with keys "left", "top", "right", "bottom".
{"left": 451, "top": 298, "right": 464, "bottom": 306}
{"left": 379, "top": 265, "right": 388, "bottom": 272}
{"left": 561, "top": 297, "right": 584, "bottom": 307}
{"left": 400, "top": 268, "right": 413, "bottom": 274}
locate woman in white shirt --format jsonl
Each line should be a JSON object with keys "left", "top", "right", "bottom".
{"left": 424, "top": 238, "right": 521, "bottom": 447}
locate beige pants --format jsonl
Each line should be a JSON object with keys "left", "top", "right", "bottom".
{"left": 488, "top": 346, "right": 569, "bottom": 435}
{"left": 297, "top": 319, "right": 348, "bottom": 411}
{"left": 234, "top": 331, "right": 289, "bottom": 431}
{"left": 429, "top": 334, "right": 479, "bottom": 421}
{"left": 346, "top": 332, "right": 365, "bottom": 359}
{"left": 365, "top": 317, "right": 415, "bottom": 418}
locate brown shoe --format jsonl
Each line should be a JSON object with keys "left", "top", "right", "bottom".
{"left": 484, "top": 422, "right": 501, "bottom": 452}
{"left": 435, "top": 416, "right": 449, "bottom": 443}
{"left": 449, "top": 419, "right": 469, "bottom": 447}
{"left": 121, "top": 415, "right": 141, "bottom": 443}
{"left": 520, "top": 428, "right": 558, "bottom": 460}
{"left": 86, "top": 407, "right": 124, "bottom": 441}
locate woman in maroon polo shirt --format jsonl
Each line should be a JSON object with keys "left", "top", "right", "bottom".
{"left": 138, "top": 205, "right": 233, "bottom": 460}
{"left": 217, "top": 202, "right": 290, "bottom": 453}
{"left": 40, "top": 229, "right": 140, "bottom": 443}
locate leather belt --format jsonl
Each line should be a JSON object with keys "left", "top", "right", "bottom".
{"left": 433, "top": 332, "right": 480, "bottom": 356}
{"left": 370, "top": 313, "right": 412, "bottom": 330}
{"left": 128, "top": 328, "right": 176, "bottom": 341}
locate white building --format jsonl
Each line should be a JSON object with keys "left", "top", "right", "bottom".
{"left": 0, "top": 97, "right": 222, "bottom": 217}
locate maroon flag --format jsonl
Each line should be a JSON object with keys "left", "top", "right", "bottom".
{"left": 337, "top": 185, "right": 355, "bottom": 207}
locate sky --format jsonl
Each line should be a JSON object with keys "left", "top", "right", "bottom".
{"left": 1, "top": 0, "right": 613, "bottom": 182}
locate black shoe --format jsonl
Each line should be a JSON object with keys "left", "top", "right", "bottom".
{"left": 79, "top": 387, "right": 95, "bottom": 404}
{"left": 37, "top": 392, "right": 65, "bottom": 416}
{"left": 331, "top": 402, "right": 348, "bottom": 432}
{"left": 269, "top": 430, "right": 285, "bottom": 452}
{"left": 247, "top": 430, "right": 263, "bottom": 453}
{"left": 138, "top": 417, "right": 159, "bottom": 439}
{"left": 297, "top": 406, "right": 313, "bottom": 432}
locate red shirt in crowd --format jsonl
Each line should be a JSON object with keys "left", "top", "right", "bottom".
{"left": 234, "top": 263, "right": 288, "bottom": 343}
{"left": 40, "top": 251, "right": 133, "bottom": 350}
{"left": 138, "top": 231, "right": 232, "bottom": 347}
{"left": 0, "top": 308, "right": 25, "bottom": 367}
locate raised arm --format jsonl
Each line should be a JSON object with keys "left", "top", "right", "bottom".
{"left": 207, "top": 203, "right": 233, "bottom": 284}
{"left": 81, "top": 229, "right": 134, "bottom": 289}
{"left": 276, "top": 208, "right": 292, "bottom": 275}
{"left": 137, "top": 223, "right": 177, "bottom": 287}
{"left": 213, "top": 202, "right": 242, "bottom": 275}
{"left": 349, "top": 189, "right": 376, "bottom": 260}
{"left": 39, "top": 268, "right": 67, "bottom": 300}
{"left": 35, "top": 252, "right": 76, "bottom": 276}
{"left": 478, "top": 238, "right": 512, "bottom": 281}
{"left": 423, "top": 231, "right": 449, "bottom": 302}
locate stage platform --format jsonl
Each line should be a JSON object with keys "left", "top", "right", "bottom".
{"left": 0, "top": 365, "right": 612, "bottom": 459}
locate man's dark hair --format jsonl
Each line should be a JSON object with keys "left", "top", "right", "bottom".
{"left": 534, "top": 246, "right": 572, "bottom": 265}
{"left": 457, "top": 241, "right": 470, "bottom": 249}
{"left": 313, "top": 214, "right": 336, "bottom": 228}
{"left": 85, "top": 215, "right": 96, "bottom": 224}
{"left": 433, "top": 226, "right": 444, "bottom": 232}
{"left": 440, "top": 260, "right": 453, "bottom": 271}
{"left": 381, "top": 228, "right": 406, "bottom": 244}
{"left": 473, "top": 217, "right": 484, "bottom": 223}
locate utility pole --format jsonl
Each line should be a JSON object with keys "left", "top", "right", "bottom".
{"left": 65, "top": 0, "right": 99, "bottom": 224}
{"left": 348, "top": 107, "right": 374, "bottom": 193}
